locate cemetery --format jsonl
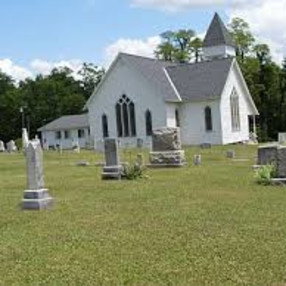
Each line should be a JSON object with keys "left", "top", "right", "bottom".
{"left": 1, "top": 139, "right": 286, "bottom": 285}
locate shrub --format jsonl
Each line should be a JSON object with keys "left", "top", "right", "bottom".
{"left": 255, "top": 164, "right": 276, "bottom": 185}
{"left": 122, "top": 163, "right": 145, "bottom": 180}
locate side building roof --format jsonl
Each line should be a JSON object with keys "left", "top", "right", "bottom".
{"left": 38, "top": 114, "right": 89, "bottom": 132}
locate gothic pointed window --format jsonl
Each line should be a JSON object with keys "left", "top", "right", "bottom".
{"left": 205, "top": 106, "right": 213, "bottom": 131}
{"left": 115, "top": 95, "right": 136, "bottom": 137}
{"left": 230, "top": 88, "right": 240, "bottom": 132}
{"left": 145, "top": 109, "right": 152, "bottom": 136}
{"left": 102, "top": 114, "right": 109, "bottom": 138}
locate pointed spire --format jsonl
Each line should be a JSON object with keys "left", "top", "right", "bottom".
{"left": 203, "top": 13, "right": 236, "bottom": 48}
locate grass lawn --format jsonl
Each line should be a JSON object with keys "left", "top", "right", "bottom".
{"left": 1, "top": 145, "right": 286, "bottom": 286}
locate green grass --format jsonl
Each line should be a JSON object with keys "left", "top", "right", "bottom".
{"left": 1, "top": 145, "right": 286, "bottom": 286}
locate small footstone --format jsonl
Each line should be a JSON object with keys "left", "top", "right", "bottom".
{"left": 76, "top": 161, "right": 90, "bottom": 166}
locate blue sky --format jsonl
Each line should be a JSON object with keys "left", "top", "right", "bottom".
{"left": 0, "top": 0, "right": 285, "bottom": 80}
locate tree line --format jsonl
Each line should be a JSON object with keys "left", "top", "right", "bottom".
{"left": 0, "top": 17, "right": 285, "bottom": 143}
{"left": 0, "top": 63, "right": 104, "bottom": 142}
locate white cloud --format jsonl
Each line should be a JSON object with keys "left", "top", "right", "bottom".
{"left": 0, "top": 59, "right": 33, "bottom": 82}
{"left": 30, "top": 59, "right": 83, "bottom": 79}
{"left": 229, "top": 0, "right": 286, "bottom": 63}
{"left": 0, "top": 58, "right": 86, "bottom": 82}
{"left": 105, "top": 36, "right": 161, "bottom": 65}
{"left": 131, "top": 0, "right": 225, "bottom": 11}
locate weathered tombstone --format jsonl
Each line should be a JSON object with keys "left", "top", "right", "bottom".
{"left": 276, "top": 147, "right": 286, "bottom": 178}
{"left": 149, "top": 127, "right": 185, "bottom": 167}
{"left": 249, "top": 132, "right": 258, "bottom": 144}
{"left": 137, "top": 138, "right": 144, "bottom": 149}
{"left": 72, "top": 139, "right": 80, "bottom": 153}
{"left": 226, "top": 150, "right": 236, "bottom": 159}
{"left": 0, "top": 140, "right": 5, "bottom": 152}
{"left": 200, "top": 143, "right": 212, "bottom": 149}
{"left": 193, "top": 154, "right": 201, "bottom": 166}
{"left": 257, "top": 144, "right": 278, "bottom": 165}
{"left": 102, "top": 138, "right": 122, "bottom": 179}
{"left": 6, "top": 140, "right": 17, "bottom": 153}
{"left": 137, "top": 153, "right": 144, "bottom": 166}
{"left": 22, "top": 128, "right": 29, "bottom": 154}
{"left": 278, "top": 133, "right": 286, "bottom": 145}
{"left": 22, "top": 140, "right": 53, "bottom": 210}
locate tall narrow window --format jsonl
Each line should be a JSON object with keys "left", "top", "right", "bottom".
{"left": 145, "top": 109, "right": 152, "bottom": 136}
{"left": 230, "top": 88, "right": 240, "bottom": 132}
{"left": 205, "top": 106, "right": 213, "bottom": 131}
{"left": 175, "top": 109, "right": 180, "bottom": 127}
{"left": 102, "top": 114, "right": 109, "bottom": 138}
{"left": 115, "top": 95, "right": 136, "bottom": 137}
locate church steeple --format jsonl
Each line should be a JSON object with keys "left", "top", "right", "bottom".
{"left": 203, "top": 13, "right": 236, "bottom": 60}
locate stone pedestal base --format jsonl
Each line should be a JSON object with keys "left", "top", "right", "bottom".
{"left": 149, "top": 150, "right": 185, "bottom": 167}
{"left": 22, "top": 189, "right": 53, "bottom": 210}
{"left": 102, "top": 165, "right": 122, "bottom": 180}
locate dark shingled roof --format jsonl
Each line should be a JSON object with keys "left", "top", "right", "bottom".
{"left": 38, "top": 114, "right": 89, "bottom": 132}
{"left": 120, "top": 53, "right": 178, "bottom": 101}
{"left": 166, "top": 58, "right": 233, "bottom": 101}
{"left": 203, "top": 13, "right": 236, "bottom": 48}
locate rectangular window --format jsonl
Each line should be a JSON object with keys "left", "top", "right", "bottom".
{"left": 64, "top": 130, "right": 70, "bottom": 139}
{"left": 78, "top": 129, "right": 85, "bottom": 138}
{"left": 55, "top": 131, "right": 61, "bottom": 140}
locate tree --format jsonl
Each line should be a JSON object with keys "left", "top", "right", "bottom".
{"left": 78, "top": 63, "right": 105, "bottom": 99}
{"left": 228, "top": 17, "right": 255, "bottom": 63}
{"left": 189, "top": 37, "right": 203, "bottom": 63}
{"left": 155, "top": 29, "right": 196, "bottom": 63}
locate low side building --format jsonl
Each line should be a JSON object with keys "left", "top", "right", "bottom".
{"left": 38, "top": 114, "right": 91, "bottom": 149}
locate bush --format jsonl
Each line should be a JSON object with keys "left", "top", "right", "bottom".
{"left": 122, "top": 163, "right": 145, "bottom": 180}
{"left": 255, "top": 164, "right": 276, "bottom": 185}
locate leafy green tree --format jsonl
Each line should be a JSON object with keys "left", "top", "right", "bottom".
{"left": 228, "top": 17, "right": 255, "bottom": 63}
{"left": 78, "top": 63, "right": 105, "bottom": 99}
{"left": 155, "top": 29, "right": 196, "bottom": 63}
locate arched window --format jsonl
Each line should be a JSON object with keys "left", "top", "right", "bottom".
{"left": 205, "top": 106, "right": 213, "bottom": 131}
{"left": 175, "top": 109, "right": 180, "bottom": 127}
{"left": 115, "top": 95, "right": 136, "bottom": 137}
{"left": 230, "top": 88, "right": 240, "bottom": 132}
{"left": 102, "top": 114, "right": 109, "bottom": 138}
{"left": 145, "top": 110, "right": 152, "bottom": 136}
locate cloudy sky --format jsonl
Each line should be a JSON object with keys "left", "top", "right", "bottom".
{"left": 0, "top": 0, "right": 285, "bottom": 81}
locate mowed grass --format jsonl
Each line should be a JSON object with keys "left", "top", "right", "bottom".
{"left": 1, "top": 146, "right": 286, "bottom": 286}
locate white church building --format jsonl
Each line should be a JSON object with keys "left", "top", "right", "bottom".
{"left": 85, "top": 13, "right": 259, "bottom": 149}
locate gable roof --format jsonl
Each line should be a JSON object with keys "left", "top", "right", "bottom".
{"left": 203, "top": 13, "right": 236, "bottom": 48}
{"left": 120, "top": 53, "right": 179, "bottom": 101}
{"left": 165, "top": 57, "right": 233, "bottom": 101}
{"left": 38, "top": 114, "right": 89, "bottom": 132}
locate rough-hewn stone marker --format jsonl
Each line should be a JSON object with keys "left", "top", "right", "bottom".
{"left": 149, "top": 127, "right": 185, "bottom": 167}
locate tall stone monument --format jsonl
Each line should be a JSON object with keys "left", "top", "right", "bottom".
{"left": 0, "top": 140, "right": 5, "bottom": 152}
{"left": 22, "top": 140, "right": 53, "bottom": 210}
{"left": 149, "top": 127, "right": 185, "bottom": 167}
{"left": 102, "top": 138, "right": 122, "bottom": 179}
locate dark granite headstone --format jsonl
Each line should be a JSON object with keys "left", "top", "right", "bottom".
{"left": 258, "top": 145, "right": 278, "bottom": 165}
{"left": 104, "top": 138, "right": 119, "bottom": 166}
